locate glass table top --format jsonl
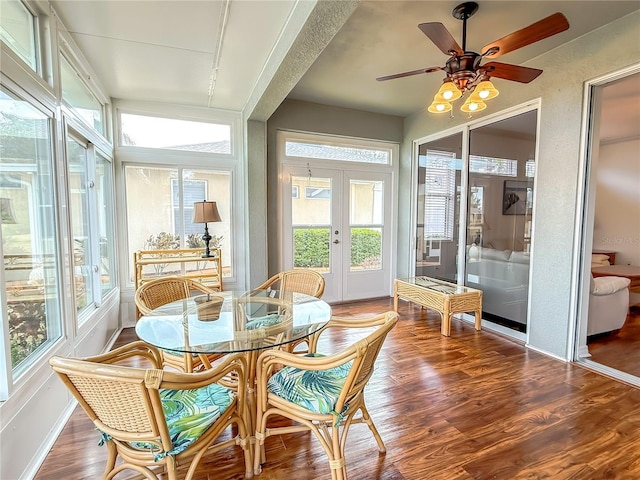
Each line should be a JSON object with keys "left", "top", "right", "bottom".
{"left": 397, "top": 276, "right": 480, "bottom": 294}
{"left": 135, "top": 289, "right": 332, "bottom": 355}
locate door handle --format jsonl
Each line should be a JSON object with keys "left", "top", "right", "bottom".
{"left": 333, "top": 240, "right": 340, "bottom": 244}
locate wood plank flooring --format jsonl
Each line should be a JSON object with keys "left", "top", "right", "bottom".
{"left": 588, "top": 306, "right": 640, "bottom": 376}
{"left": 35, "top": 297, "right": 640, "bottom": 480}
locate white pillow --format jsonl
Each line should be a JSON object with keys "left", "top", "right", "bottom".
{"left": 591, "top": 276, "right": 630, "bottom": 295}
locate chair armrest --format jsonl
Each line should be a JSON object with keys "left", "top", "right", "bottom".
{"left": 81, "top": 340, "right": 164, "bottom": 368}
{"left": 592, "top": 276, "right": 631, "bottom": 295}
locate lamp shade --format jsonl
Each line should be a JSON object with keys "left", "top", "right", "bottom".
{"left": 193, "top": 201, "right": 221, "bottom": 223}
{"left": 434, "top": 81, "right": 462, "bottom": 102}
{"left": 470, "top": 80, "right": 499, "bottom": 101}
{"left": 460, "top": 97, "right": 487, "bottom": 113}
{"left": 428, "top": 100, "right": 452, "bottom": 114}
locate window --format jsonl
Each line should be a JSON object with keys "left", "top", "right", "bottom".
{"left": 66, "top": 135, "right": 95, "bottom": 317}
{"left": 120, "top": 113, "right": 231, "bottom": 154}
{"left": 305, "top": 187, "right": 331, "bottom": 199}
{"left": 66, "top": 134, "right": 117, "bottom": 319}
{"left": 285, "top": 141, "right": 390, "bottom": 165}
{"left": 0, "top": 0, "right": 38, "bottom": 71}
{"left": 124, "top": 167, "right": 232, "bottom": 281}
{"left": 423, "top": 150, "right": 456, "bottom": 241}
{"left": 95, "top": 153, "right": 116, "bottom": 295}
{"left": 0, "top": 85, "right": 62, "bottom": 383}
{"left": 469, "top": 155, "right": 518, "bottom": 176}
{"left": 60, "top": 54, "right": 105, "bottom": 135}
{"left": 172, "top": 179, "right": 206, "bottom": 236}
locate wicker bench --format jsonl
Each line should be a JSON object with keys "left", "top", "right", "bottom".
{"left": 394, "top": 276, "right": 482, "bottom": 336}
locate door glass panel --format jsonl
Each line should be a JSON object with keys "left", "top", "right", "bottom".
{"left": 66, "top": 136, "right": 94, "bottom": 316}
{"left": 416, "top": 133, "right": 463, "bottom": 282}
{"left": 465, "top": 110, "right": 537, "bottom": 333}
{"left": 350, "top": 180, "right": 383, "bottom": 271}
{"left": 291, "top": 175, "right": 330, "bottom": 272}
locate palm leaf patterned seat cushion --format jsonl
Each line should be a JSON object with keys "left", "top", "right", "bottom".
{"left": 129, "top": 383, "right": 234, "bottom": 459}
{"left": 246, "top": 313, "right": 282, "bottom": 329}
{"left": 267, "top": 354, "right": 353, "bottom": 415}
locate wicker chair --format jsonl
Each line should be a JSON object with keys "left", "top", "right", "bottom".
{"left": 134, "top": 276, "right": 220, "bottom": 372}
{"left": 135, "top": 276, "right": 215, "bottom": 316}
{"left": 257, "top": 269, "right": 325, "bottom": 352}
{"left": 253, "top": 311, "right": 398, "bottom": 479}
{"left": 49, "top": 341, "right": 253, "bottom": 480}
{"left": 257, "top": 269, "right": 325, "bottom": 299}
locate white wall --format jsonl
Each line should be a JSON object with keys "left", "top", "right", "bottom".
{"left": 593, "top": 139, "right": 640, "bottom": 266}
{"left": 402, "top": 11, "right": 640, "bottom": 359}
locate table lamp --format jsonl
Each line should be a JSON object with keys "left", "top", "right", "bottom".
{"left": 192, "top": 200, "right": 221, "bottom": 258}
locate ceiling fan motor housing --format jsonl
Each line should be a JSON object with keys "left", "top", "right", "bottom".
{"left": 445, "top": 52, "right": 483, "bottom": 91}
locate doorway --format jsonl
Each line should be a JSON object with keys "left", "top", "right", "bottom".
{"left": 278, "top": 132, "right": 397, "bottom": 304}
{"left": 577, "top": 67, "right": 640, "bottom": 384}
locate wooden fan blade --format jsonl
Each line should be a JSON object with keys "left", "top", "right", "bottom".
{"left": 482, "top": 62, "right": 543, "bottom": 83}
{"left": 376, "top": 66, "right": 442, "bottom": 82}
{"left": 482, "top": 12, "right": 569, "bottom": 59}
{"left": 418, "top": 22, "right": 463, "bottom": 55}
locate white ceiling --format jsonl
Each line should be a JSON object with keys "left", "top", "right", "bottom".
{"left": 51, "top": 0, "right": 298, "bottom": 111}
{"left": 51, "top": 0, "right": 639, "bottom": 139}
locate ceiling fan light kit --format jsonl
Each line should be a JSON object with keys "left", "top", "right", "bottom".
{"left": 377, "top": 1, "right": 569, "bottom": 116}
{"left": 428, "top": 100, "right": 453, "bottom": 113}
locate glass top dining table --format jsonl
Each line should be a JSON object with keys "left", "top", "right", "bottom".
{"left": 135, "top": 289, "right": 332, "bottom": 356}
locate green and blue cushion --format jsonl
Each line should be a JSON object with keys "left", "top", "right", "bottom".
{"left": 267, "top": 354, "right": 353, "bottom": 422}
{"left": 123, "top": 383, "right": 234, "bottom": 460}
{"left": 246, "top": 313, "right": 282, "bottom": 330}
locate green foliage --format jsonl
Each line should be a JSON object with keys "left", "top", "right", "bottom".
{"left": 8, "top": 301, "right": 47, "bottom": 367}
{"left": 350, "top": 228, "right": 381, "bottom": 266}
{"left": 186, "top": 233, "right": 205, "bottom": 248}
{"left": 144, "top": 232, "right": 180, "bottom": 250}
{"left": 186, "top": 233, "right": 223, "bottom": 249}
{"left": 294, "top": 229, "right": 330, "bottom": 268}
{"left": 293, "top": 228, "right": 381, "bottom": 268}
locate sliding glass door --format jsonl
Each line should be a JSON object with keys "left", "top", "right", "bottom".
{"left": 415, "top": 109, "right": 538, "bottom": 335}
{"left": 465, "top": 110, "right": 537, "bottom": 333}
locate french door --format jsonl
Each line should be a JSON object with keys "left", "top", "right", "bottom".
{"left": 281, "top": 166, "right": 393, "bottom": 303}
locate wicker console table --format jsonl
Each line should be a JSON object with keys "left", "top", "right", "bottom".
{"left": 394, "top": 276, "right": 483, "bottom": 336}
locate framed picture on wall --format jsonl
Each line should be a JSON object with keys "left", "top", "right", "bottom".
{"left": 502, "top": 180, "right": 530, "bottom": 215}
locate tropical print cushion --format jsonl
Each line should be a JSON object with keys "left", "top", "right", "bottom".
{"left": 267, "top": 354, "right": 353, "bottom": 416}
{"left": 129, "top": 383, "right": 234, "bottom": 460}
{"left": 246, "top": 313, "right": 282, "bottom": 329}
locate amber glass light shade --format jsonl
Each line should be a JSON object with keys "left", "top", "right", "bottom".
{"left": 428, "top": 100, "right": 452, "bottom": 113}
{"left": 470, "top": 80, "right": 499, "bottom": 101}
{"left": 434, "top": 81, "right": 462, "bottom": 102}
{"left": 460, "top": 98, "right": 487, "bottom": 113}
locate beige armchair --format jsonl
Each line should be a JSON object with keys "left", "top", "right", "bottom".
{"left": 588, "top": 274, "right": 630, "bottom": 336}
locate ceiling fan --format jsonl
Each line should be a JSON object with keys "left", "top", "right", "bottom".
{"left": 376, "top": 2, "right": 570, "bottom": 113}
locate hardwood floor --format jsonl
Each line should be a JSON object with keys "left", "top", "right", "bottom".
{"left": 35, "top": 297, "right": 640, "bottom": 479}
{"left": 588, "top": 306, "right": 640, "bottom": 376}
